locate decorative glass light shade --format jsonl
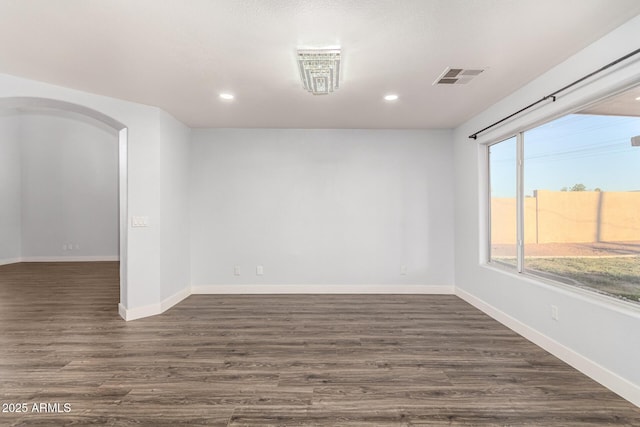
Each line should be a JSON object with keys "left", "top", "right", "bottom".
{"left": 297, "top": 48, "right": 341, "bottom": 95}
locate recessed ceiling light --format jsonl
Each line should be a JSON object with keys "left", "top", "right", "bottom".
{"left": 635, "top": 96, "right": 640, "bottom": 101}
{"left": 384, "top": 94, "right": 399, "bottom": 101}
{"left": 219, "top": 93, "right": 234, "bottom": 100}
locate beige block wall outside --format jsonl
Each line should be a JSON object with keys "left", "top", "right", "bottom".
{"left": 490, "top": 198, "right": 517, "bottom": 245}
{"left": 524, "top": 197, "right": 537, "bottom": 244}
{"left": 599, "top": 191, "right": 640, "bottom": 241}
{"left": 536, "top": 190, "right": 600, "bottom": 243}
{"left": 490, "top": 197, "right": 537, "bottom": 244}
{"left": 491, "top": 190, "right": 640, "bottom": 244}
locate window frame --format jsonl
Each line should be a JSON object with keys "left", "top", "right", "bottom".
{"left": 484, "top": 86, "right": 640, "bottom": 309}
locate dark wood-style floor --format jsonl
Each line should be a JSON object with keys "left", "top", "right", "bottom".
{"left": 1, "top": 262, "right": 639, "bottom": 426}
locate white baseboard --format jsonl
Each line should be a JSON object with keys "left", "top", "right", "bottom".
{"left": 191, "top": 283, "right": 455, "bottom": 294}
{"left": 121, "top": 284, "right": 453, "bottom": 320}
{"left": 0, "top": 257, "right": 22, "bottom": 266}
{"left": 455, "top": 287, "right": 640, "bottom": 408}
{"left": 21, "top": 256, "right": 120, "bottom": 262}
{"left": 160, "top": 287, "right": 191, "bottom": 312}
{"left": 118, "top": 286, "right": 190, "bottom": 321}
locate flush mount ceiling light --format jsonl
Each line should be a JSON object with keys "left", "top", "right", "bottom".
{"left": 297, "top": 48, "right": 341, "bottom": 95}
{"left": 384, "top": 94, "right": 399, "bottom": 101}
{"left": 219, "top": 93, "right": 234, "bottom": 100}
{"left": 434, "top": 67, "right": 484, "bottom": 85}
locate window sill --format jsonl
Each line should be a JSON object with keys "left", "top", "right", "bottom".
{"left": 482, "top": 261, "right": 640, "bottom": 318}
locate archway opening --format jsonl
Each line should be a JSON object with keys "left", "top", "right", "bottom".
{"left": 0, "top": 97, "right": 128, "bottom": 311}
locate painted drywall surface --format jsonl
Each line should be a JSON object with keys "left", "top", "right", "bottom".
{"left": 159, "top": 109, "right": 191, "bottom": 301}
{"left": 0, "top": 73, "right": 163, "bottom": 309}
{"left": 453, "top": 14, "right": 640, "bottom": 391}
{"left": 0, "top": 115, "right": 21, "bottom": 263}
{"left": 19, "top": 113, "right": 118, "bottom": 258}
{"left": 190, "top": 128, "right": 454, "bottom": 288}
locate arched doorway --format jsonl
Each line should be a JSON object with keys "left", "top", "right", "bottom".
{"left": 0, "top": 96, "right": 128, "bottom": 311}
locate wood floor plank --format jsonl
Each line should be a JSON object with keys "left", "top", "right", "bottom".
{"left": 1, "top": 262, "right": 639, "bottom": 425}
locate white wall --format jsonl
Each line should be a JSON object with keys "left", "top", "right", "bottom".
{"left": 453, "top": 15, "right": 640, "bottom": 405}
{"left": 19, "top": 113, "right": 118, "bottom": 259}
{"left": 159, "top": 110, "right": 191, "bottom": 302}
{"left": 190, "top": 129, "right": 454, "bottom": 291}
{"left": 0, "top": 115, "right": 21, "bottom": 264}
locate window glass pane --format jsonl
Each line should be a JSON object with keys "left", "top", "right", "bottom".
{"left": 489, "top": 136, "right": 517, "bottom": 268}
{"left": 523, "top": 91, "right": 640, "bottom": 303}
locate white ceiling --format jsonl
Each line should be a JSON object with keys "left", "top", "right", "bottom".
{"left": 0, "top": 0, "right": 639, "bottom": 129}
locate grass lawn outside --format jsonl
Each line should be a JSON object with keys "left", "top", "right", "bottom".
{"left": 493, "top": 256, "right": 640, "bottom": 303}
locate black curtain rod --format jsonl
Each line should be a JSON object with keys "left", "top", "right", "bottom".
{"left": 469, "top": 47, "right": 640, "bottom": 140}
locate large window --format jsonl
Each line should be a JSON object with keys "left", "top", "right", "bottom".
{"left": 488, "top": 86, "right": 640, "bottom": 304}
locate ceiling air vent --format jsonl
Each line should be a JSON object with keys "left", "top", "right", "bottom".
{"left": 297, "top": 48, "right": 341, "bottom": 95}
{"left": 434, "top": 67, "right": 484, "bottom": 85}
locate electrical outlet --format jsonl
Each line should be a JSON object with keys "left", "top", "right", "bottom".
{"left": 400, "top": 265, "right": 407, "bottom": 275}
{"left": 256, "top": 265, "right": 264, "bottom": 276}
{"left": 131, "top": 216, "right": 149, "bottom": 227}
{"left": 234, "top": 266, "right": 240, "bottom": 276}
{"left": 551, "top": 305, "right": 559, "bottom": 321}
